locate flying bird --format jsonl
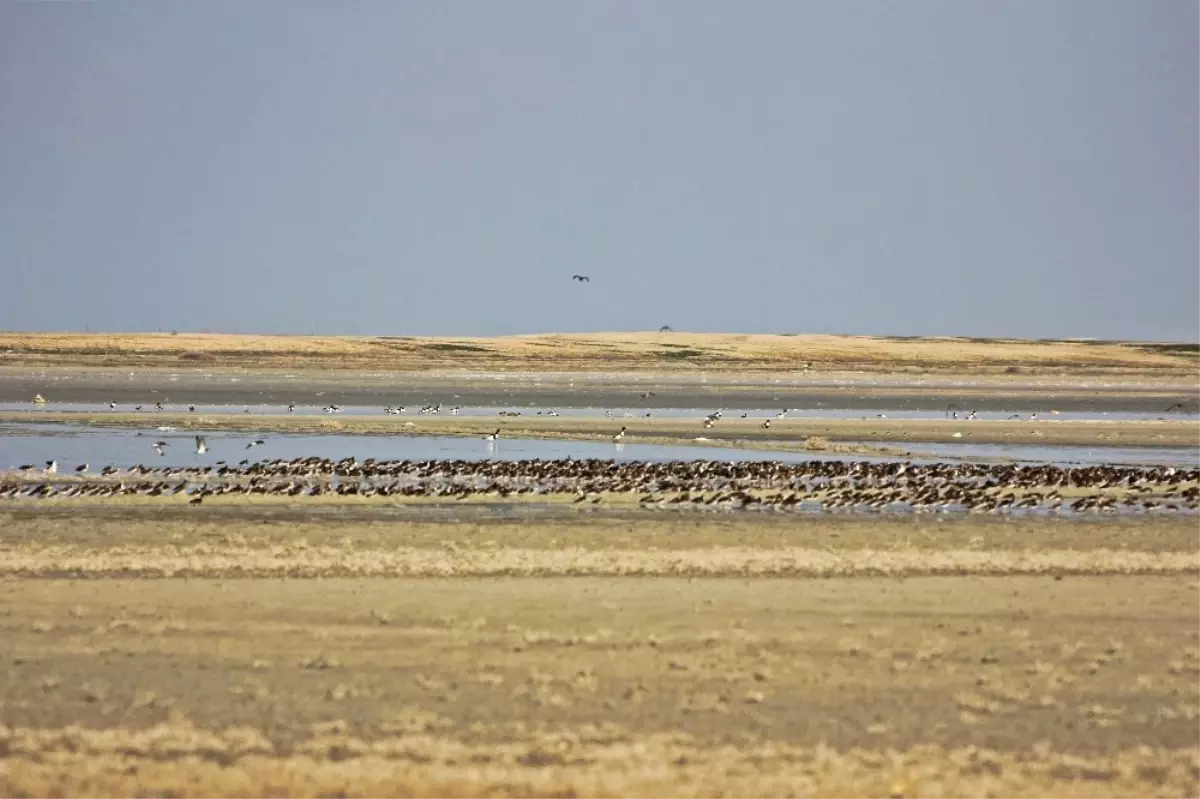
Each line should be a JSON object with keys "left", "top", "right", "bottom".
{"left": 659, "top": 325, "right": 672, "bottom": 332}
{"left": 245, "top": 439, "right": 266, "bottom": 450}
{"left": 484, "top": 428, "right": 501, "bottom": 441}
{"left": 152, "top": 441, "right": 168, "bottom": 456}
{"left": 571, "top": 275, "right": 590, "bottom": 283}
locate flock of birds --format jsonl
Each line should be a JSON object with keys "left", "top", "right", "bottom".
{"left": 2, "top": 456, "right": 1196, "bottom": 515}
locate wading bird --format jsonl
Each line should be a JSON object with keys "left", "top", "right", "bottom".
{"left": 613, "top": 426, "right": 627, "bottom": 442}
{"left": 195, "top": 436, "right": 208, "bottom": 454}
{"left": 484, "top": 429, "right": 501, "bottom": 441}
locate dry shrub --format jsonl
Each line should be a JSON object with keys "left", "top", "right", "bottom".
{"left": 0, "top": 719, "right": 1195, "bottom": 798}
{"left": 178, "top": 351, "right": 218, "bottom": 363}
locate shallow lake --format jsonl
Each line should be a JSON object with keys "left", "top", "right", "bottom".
{"left": 1, "top": 423, "right": 1195, "bottom": 471}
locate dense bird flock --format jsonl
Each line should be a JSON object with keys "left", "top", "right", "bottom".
{"left": 2, "top": 457, "right": 1197, "bottom": 515}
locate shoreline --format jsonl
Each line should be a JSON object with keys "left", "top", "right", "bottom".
{"left": 2, "top": 410, "right": 1197, "bottom": 449}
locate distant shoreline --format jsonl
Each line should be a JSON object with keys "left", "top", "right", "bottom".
{"left": 0, "top": 330, "right": 1196, "bottom": 378}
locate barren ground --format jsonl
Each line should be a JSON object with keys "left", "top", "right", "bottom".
{"left": 0, "top": 507, "right": 1197, "bottom": 797}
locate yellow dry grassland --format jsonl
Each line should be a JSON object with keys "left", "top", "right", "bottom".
{"left": 0, "top": 507, "right": 1196, "bottom": 797}
{"left": 0, "top": 330, "right": 1195, "bottom": 376}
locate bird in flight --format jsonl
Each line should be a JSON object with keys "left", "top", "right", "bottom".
{"left": 572, "top": 275, "right": 590, "bottom": 283}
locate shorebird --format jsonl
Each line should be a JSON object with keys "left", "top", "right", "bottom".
{"left": 45, "top": 460, "right": 57, "bottom": 474}
{"left": 109, "top": 401, "right": 117, "bottom": 411}
{"left": 152, "top": 441, "right": 168, "bottom": 456}
{"left": 245, "top": 439, "right": 266, "bottom": 450}
{"left": 74, "top": 463, "right": 88, "bottom": 474}
{"left": 33, "top": 394, "right": 46, "bottom": 404}
{"left": 777, "top": 409, "right": 791, "bottom": 418}
{"left": 195, "top": 436, "right": 208, "bottom": 454}
{"left": 572, "top": 274, "right": 590, "bottom": 282}
{"left": 484, "top": 429, "right": 501, "bottom": 441}
{"left": 188, "top": 405, "right": 196, "bottom": 412}
{"left": 288, "top": 402, "right": 296, "bottom": 413}
{"left": 761, "top": 420, "right": 771, "bottom": 429}
{"left": 155, "top": 402, "right": 164, "bottom": 411}
{"left": 613, "top": 426, "right": 627, "bottom": 442}
{"left": 659, "top": 325, "right": 672, "bottom": 332}
{"left": 704, "top": 419, "right": 715, "bottom": 429}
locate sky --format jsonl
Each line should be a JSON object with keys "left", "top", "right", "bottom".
{"left": 0, "top": 1, "right": 1196, "bottom": 341}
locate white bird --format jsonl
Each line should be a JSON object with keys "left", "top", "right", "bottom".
{"left": 45, "top": 460, "right": 57, "bottom": 474}
{"left": 33, "top": 394, "right": 46, "bottom": 404}
{"left": 194, "top": 436, "right": 208, "bottom": 454}
{"left": 777, "top": 409, "right": 791, "bottom": 418}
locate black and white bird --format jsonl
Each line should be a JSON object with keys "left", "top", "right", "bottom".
{"left": 287, "top": 402, "right": 296, "bottom": 413}
{"left": 155, "top": 402, "right": 164, "bottom": 411}
{"left": 484, "top": 428, "right": 501, "bottom": 441}
{"left": 45, "top": 460, "right": 58, "bottom": 473}
{"left": 571, "top": 274, "right": 590, "bottom": 283}
{"left": 613, "top": 426, "right": 627, "bottom": 442}
{"left": 195, "top": 436, "right": 208, "bottom": 455}
{"left": 74, "top": 463, "right": 88, "bottom": 474}
{"left": 777, "top": 409, "right": 791, "bottom": 418}
{"left": 761, "top": 420, "right": 771, "bottom": 429}
{"left": 245, "top": 439, "right": 266, "bottom": 450}
{"left": 152, "top": 441, "right": 168, "bottom": 456}
{"left": 109, "top": 401, "right": 117, "bottom": 411}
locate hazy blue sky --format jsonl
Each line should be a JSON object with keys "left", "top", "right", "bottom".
{"left": 1, "top": 1, "right": 1196, "bottom": 340}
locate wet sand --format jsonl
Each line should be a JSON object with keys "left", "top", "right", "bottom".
{"left": 1, "top": 366, "right": 1197, "bottom": 413}
{"left": 4, "top": 408, "right": 1197, "bottom": 448}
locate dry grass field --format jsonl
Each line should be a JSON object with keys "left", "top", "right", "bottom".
{"left": 0, "top": 330, "right": 1196, "bottom": 377}
{"left": 0, "top": 507, "right": 1197, "bottom": 796}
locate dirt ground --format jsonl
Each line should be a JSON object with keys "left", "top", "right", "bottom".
{"left": 0, "top": 506, "right": 1196, "bottom": 797}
